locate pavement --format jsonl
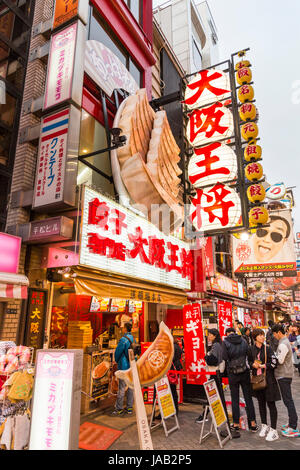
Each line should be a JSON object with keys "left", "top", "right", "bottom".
{"left": 81, "top": 374, "right": 300, "bottom": 451}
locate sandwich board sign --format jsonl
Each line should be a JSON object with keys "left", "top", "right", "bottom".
{"left": 150, "top": 376, "right": 179, "bottom": 437}
{"left": 199, "top": 379, "right": 231, "bottom": 448}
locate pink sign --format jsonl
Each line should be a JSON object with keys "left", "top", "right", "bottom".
{"left": 218, "top": 301, "right": 233, "bottom": 340}
{"left": 183, "top": 303, "right": 206, "bottom": 384}
{"left": 44, "top": 23, "right": 77, "bottom": 109}
{"left": 0, "top": 232, "right": 21, "bottom": 273}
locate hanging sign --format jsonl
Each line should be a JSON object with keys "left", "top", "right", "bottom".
{"left": 183, "top": 303, "right": 207, "bottom": 384}
{"left": 52, "top": 0, "right": 88, "bottom": 30}
{"left": 32, "top": 105, "right": 81, "bottom": 210}
{"left": 24, "top": 289, "right": 48, "bottom": 350}
{"left": 232, "top": 209, "right": 297, "bottom": 278}
{"left": 265, "top": 182, "right": 286, "bottom": 201}
{"left": 183, "top": 66, "right": 243, "bottom": 234}
{"left": 84, "top": 40, "right": 139, "bottom": 98}
{"left": 44, "top": 20, "right": 85, "bottom": 110}
{"left": 217, "top": 301, "right": 233, "bottom": 340}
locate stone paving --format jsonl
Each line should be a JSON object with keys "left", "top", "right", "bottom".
{"left": 83, "top": 375, "right": 300, "bottom": 451}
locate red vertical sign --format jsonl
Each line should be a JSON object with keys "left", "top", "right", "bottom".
{"left": 183, "top": 303, "right": 207, "bottom": 384}
{"left": 218, "top": 301, "right": 233, "bottom": 340}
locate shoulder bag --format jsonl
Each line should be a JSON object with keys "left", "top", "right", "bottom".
{"left": 251, "top": 344, "right": 267, "bottom": 391}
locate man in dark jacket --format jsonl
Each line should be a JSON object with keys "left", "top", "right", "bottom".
{"left": 112, "top": 322, "right": 134, "bottom": 416}
{"left": 222, "top": 328, "right": 258, "bottom": 438}
{"left": 266, "top": 320, "right": 279, "bottom": 352}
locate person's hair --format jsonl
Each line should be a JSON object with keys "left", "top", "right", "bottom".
{"left": 243, "top": 327, "right": 251, "bottom": 335}
{"left": 268, "top": 320, "right": 274, "bottom": 327}
{"left": 294, "top": 323, "right": 300, "bottom": 335}
{"left": 269, "top": 215, "right": 291, "bottom": 239}
{"left": 225, "top": 328, "right": 236, "bottom": 335}
{"left": 124, "top": 322, "right": 132, "bottom": 332}
{"left": 237, "top": 322, "right": 244, "bottom": 326}
{"left": 252, "top": 328, "right": 265, "bottom": 341}
{"left": 272, "top": 323, "right": 285, "bottom": 335}
{"left": 208, "top": 328, "right": 222, "bottom": 343}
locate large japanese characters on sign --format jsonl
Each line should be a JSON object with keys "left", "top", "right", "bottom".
{"left": 79, "top": 186, "right": 192, "bottom": 290}
{"left": 183, "top": 303, "right": 207, "bottom": 384}
{"left": 217, "top": 301, "right": 233, "bottom": 340}
{"left": 24, "top": 289, "right": 47, "bottom": 350}
{"left": 44, "top": 21, "right": 85, "bottom": 110}
{"left": 33, "top": 105, "right": 81, "bottom": 210}
{"left": 183, "top": 68, "right": 242, "bottom": 233}
{"left": 29, "top": 349, "right": 83, "bottom": 450}
{"left": 232, "top": 209, "right": 297, "bottom": 278}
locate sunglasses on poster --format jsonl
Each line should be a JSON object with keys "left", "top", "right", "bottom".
{"left": 256, "top": 228, "right": 284, "bottom": 243}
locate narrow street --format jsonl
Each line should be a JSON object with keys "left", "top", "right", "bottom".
{"left": 82, "top": 375, "right": 300, "bottom": 451}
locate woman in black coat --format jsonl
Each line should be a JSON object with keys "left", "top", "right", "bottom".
{"left": 248, "top": 328, "right": 281, "bottom": 442}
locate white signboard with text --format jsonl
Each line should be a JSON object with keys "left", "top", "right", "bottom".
{"left": 29, "top": 350, "right": 83, "bottom": 450}
{"left": 79, "top": 186, "right": 192, "bottom": 290}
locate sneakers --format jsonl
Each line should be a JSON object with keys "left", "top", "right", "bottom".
{"left": 249, "top": 424, "right": 259, "bottom": 432}
{"left": 266, "top": 428, "right": 279, "bottom": 442}
{"left": 259, "top": 424, "right": 269, "bottom": 438}
{"left": 125, "top": 407, "right": 133, "bottom": 415}
{"left": 195, "top": 413, "right": 209, "bottom": 424}
{"left": 281, "top": 427, "right": 300, "bottom": 438}
{"left": 111, "top": 409, "right": 124, "bottom": 416}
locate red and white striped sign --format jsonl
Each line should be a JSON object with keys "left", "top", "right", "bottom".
{"left": 33, "top": 108, "right": 69, "bottom": 209}
{"left": 0, "top": 283, "right": 27, "bottom": 299}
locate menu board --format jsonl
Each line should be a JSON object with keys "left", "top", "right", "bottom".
{"left": 89, "top": 297, "right": 110, "bottom": 313}
{"left": 90, "top": 351, "right": 111, "bottom": 400}
{"left": 110, "top": 298, "right": 127, "bottom": 313}
{"left": 128, "top": 300, "right": 143, "bottom": 314}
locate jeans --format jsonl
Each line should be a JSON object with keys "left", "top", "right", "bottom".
{"left": 277, "top": 378, "right": 298, "bottom": 430}
{"left": 115, "top": 378, "right": 134, "bottom": 411}
{"left": 255, "top": 389, "right": 278, "bottom": 429}
{"left": 228, "top": 370, "right": 256, "bottom": 426}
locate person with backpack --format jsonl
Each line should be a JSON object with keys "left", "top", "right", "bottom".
{"left": 222, "top": 328, "right": 258, "bottom": 438}
{"left": 112, "top": 322, "right": 135, "bottom": 416}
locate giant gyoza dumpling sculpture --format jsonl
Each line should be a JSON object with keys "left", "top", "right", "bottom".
{"left": 115, "top": 322, "right": 174, "bottom": 389}
{"left": 114, "top": 89, "right": 183, "bottom": 231}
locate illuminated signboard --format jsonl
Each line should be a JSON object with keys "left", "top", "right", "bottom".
{"left": 79, "top": 186, "right": 192, "bottom": 290}
{"left": 183, "top": 67, "right": 242, "bottom": 234}
{"left": 29, "top": 349, "right": 83, "bottom": 450}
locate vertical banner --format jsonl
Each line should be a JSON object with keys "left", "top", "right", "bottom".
{"left": 29, "top": 349, "right": 83, "bottom": 450}
{"left": 183, "top": 303, "right": 206, "bottom": 384}
{"left": 44, "top": 20, "right": 85, "bottom": 111}
{"left": 24, "top": 289, "right": 48, "bottom": 350}
{"left": 32, "top": 104, "right": 81, "bottom": 210}
{"left": 218, "top": 301, "right": 233, "bottom": 340}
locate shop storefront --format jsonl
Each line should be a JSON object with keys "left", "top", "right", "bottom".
{"left": 42, "top": 185, "right": 191, "bottom": 414}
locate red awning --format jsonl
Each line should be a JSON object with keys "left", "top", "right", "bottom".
{"left": 0, "top": 272, "right": 29, "bottom": 299}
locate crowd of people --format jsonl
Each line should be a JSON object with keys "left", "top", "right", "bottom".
{"left": 110, "top": 318, "right": 300, "bottom": 443}
{"left": 198, "top": 320, "right": 300, "bottom": 441}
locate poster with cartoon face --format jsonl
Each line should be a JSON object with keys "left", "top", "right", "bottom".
{"left": 232, "top": 209, "right": 297, "bottom": 278}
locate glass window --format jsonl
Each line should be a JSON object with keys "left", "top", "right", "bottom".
{"left": 89, "top": 10, "right": 127, "bottom": 67}
{"left": 0, "top": 126, "right": 12, "bottom": 166}
{"left": 0, "top": 40, "right": 25, "bottom": 90}
{"left": 129, "top": 58, "right": 141, "bottom": 87}
{"left": 192, "top": 37, "right": 202, "bottom": 71}
{"left": 129, "top": 0, "right": 141, "bottom": 25}
{"left": 0, "top": 91, "right": 16, "bottom": 127}
{"left": 78, "top": 110, "right": 115, "bottom": 197}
